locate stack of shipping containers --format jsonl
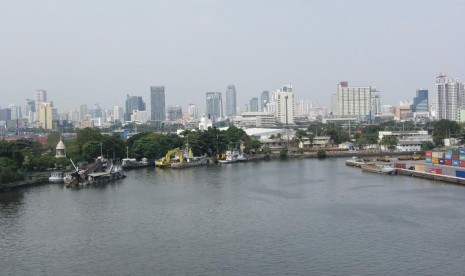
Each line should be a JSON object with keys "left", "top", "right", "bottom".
{"left": 420, "top": 149, "right": 465, "bottom": 178}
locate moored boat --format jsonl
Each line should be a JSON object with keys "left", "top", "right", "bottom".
{"left": 361, "top": 163, "right": 397, "bottom": 175}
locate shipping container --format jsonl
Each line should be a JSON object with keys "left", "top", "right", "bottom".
{"left": 445, "top": 153, "right": 452, "bottom": 159}
{"left": 445, "top": 159, "right": 452, "bottom": 166}
{"left": 452, "top": 154, "right": 459, "bottom": 160}
{"left": 415, "top": 164, "right": 425, "bottom": 172}
{"left": 425, "top": 151, "right": 432, "bottom": 157}
{"left": 429, "top": 168, "right": 442, "bottom": 175}
{"left": 456, "top": 170, "right": 465, "bottom": 178}
{"left": 460, "top": 149, "right": 465, "bottom": 155}
{"left": 425, "top": 157, "right": 432, "bottom": 163}
{"left": 394, "top": 163, "right": 406, "bottom": 169}
{"left": 460, "top": 155, "right": 465, "bottom": 161}
{"left": 439, "top": 158, "right": 445, "bottom": 165}
{"left": 452, "top": 160, "right": 460, "bottom": 167}
{"left": 461, "top": 161, "right": 465, "bottom": 168}
{"left": 432, "top": 157, "right": 439, "bottom": 164}
{"left": 432, "top": 151, "right": 444, "bottom": 158}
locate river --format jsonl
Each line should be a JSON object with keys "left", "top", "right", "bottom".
{"left": 1, "top": 158, "right": 465, "bottom": 276}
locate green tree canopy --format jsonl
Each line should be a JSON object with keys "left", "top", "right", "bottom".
{"left": 433, "top": 119, "right": 461, "bottom": 146}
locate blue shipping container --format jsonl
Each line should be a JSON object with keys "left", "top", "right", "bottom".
{"left": 453, "top": 160, "right": 460, "bottom": 167}
{"left": 445, "top": 153, "right": 453, "bottom": 159}
{"left": 439, "top": 158, "right": 445, "bottom": 165}
{"left": 460, "top": 149, "right": 465, "bottom": 155}
{"left": 425, "top": 157, "right": 432, "bottom": 163}
{"left": 456, "top": 170, "right": 465, "bottom": 178}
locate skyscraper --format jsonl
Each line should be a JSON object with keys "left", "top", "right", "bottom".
{"left": 272, "top": 84, "right": 294, "bottom": 125}
{"left": 411, "top": 89, "right": 429, "bottom": 113}
{"left": 150, "top": 86, "right": 166, "bottom": 121}
{"left": 38, "top": 102, "right": 53, "bottom": 130}
{"left": 167, "top": 106, "right": 183, "bottom": 121}
{"left": 434, "top": 74, "right": 464, "bottom": 121}
{"left": 250, "top": 97, "right": 259, "bottom": 112}
{"left": 188, "top": 104, "right": 199, "bottom": 120}
{"left": 336, "top": 81, "right": 372, "bottom": 122}
{"left": 113, "top": 106, "right": 124, "bottom": 123}
{"left": 36, "top": 90, "right": 47, "bottom": 104}
{"left": 206, "top": 92, "right": 223, "bottom": 119}
{"left": 80, "top": 105, "right": 88, "bottom": 120}
{"left": 225, "top": 85, "right": 236, "bottom": 117}
{"left": 260, "top": 91, "right": 269, "bottom": 111}
{"left": 125, "top": 95, "right": 146, "bottom": 122}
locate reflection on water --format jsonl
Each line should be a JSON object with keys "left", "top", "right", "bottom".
{"left": 1, "top": 158, "right": 465, "bottom": 276}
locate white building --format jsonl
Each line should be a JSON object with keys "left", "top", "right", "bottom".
{"left": 434, "top": 73, "right": 465, "bottom": 121}
{"left": 336, "top": 81, "right": 372, "bottom": 122}
{"left": 130, "top": 110, "right": 149, "bottom": 123}
{"left": 198, "top": 115, "right": 213, "bottom": 130}
{"left": 295, "top": 99, "right": 312, "bottom": 117}
{"left": 272, "top": 84, "right": 294, "bottom": 125}
{"left": 113, "top": 106, "right": 124, "bottom": 123}
{"left": 188, "top": 104, "right": 199, "bottom": 120}
{"left": 234, "top": 112, "right": 276, "bottom": 128}
{"left": 68, "top": 108, "right": 79, "bottom": 124}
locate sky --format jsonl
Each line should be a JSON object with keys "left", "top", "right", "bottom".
{"left": 1, "top": 0, "right": 465, "bottom": 114}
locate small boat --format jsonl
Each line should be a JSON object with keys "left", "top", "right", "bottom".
{"left": 171, "top": 156, "right": 209, "bottom": 169}
{"left": 49, "top": 171, "right": 73, "bottom": 183}
{"left": 361, "top": 163, "right": 397, "bottom": 175}
{"left": 236, "top": 154, "right": 248, "bottom": 162}
{"left": 218, "top": 150, "right": 239, "bottom": 164}
{"left": 345, "top": 156, "right": 365, "bottom": 168}
{"left": 122, "top": 158, "right": 149, "bottom": 169}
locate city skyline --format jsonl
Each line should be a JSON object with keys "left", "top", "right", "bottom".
{"left": 1, "top": 1, "right": 464, "bottom": 112}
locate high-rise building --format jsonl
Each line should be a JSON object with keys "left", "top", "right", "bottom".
{"left": 167, "top": 106, "right": 183, "bottom": 121}
{"left": 250, "top": 97, "right": 259, "bottom": 112}
{"left": 295, "top": 100, "right": 312, "bottom": 117}
{"left": 113, "top": 106, "right": 124, "bottom": 123}
{"left": 0, "top": 108, "right": 11, "bottom": 121}
{"left": 68, "top": 108, "right": 79, "bottom": 124}
{"left": 36, "top": 90, "right": 47, "bottom": 104}
{"left": 272, "top": 84, "right": 294, "bottom": 125}
{"left": 411, "top": 89, "right": 429, "bottom": 113}
{"left": 206, "top": 92, "right": 223, "bottom": 119}
{"left": 125, "top": 95, "right": 146, "bottom": 122}
{"left": 23, "top": 99, "right": 35, "bottom": 122}
{"left": 225, "top": 85, "right": 236, "bottom": 117}
{"left": 260, "top": 91, "right": 270, "bottom": 111}
{"left": 80, "top": 105, "right": 88, "bottom": 120}
{"left": 336, "top": 81, "right": 372, "bottom": 122}
{"left": 150, "top": 86, "right": 166, "bottom": 121}
{"left": 434, "top": 74, "right": 464, "bottom": 121}
{"left": 38, "top": 102, "right": 53, "bottom": 130}
{"left": 9, "top": 104, "right": 21, "bottom": 120}
{"left": 188, "top": 104, "right": 198, "bottom": 120}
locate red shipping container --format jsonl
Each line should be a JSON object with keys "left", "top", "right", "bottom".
{"left": 394, "top": 163, "right": 406, "bottom": 169}
{"left": 445, "top": 159, "right": 452, "bottom": 166}
{"left": 429, "top": 168, "right": 442, "bottom": 174}
{"left": 425, "top": 151, "right": 432, "bottom": 157}
{"left": 461, "top": 161, "right": 465, "bottom": 168}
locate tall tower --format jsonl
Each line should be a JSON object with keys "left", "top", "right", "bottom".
{"left": 225, "top": 85, "right": 236, "bottom": 117}
{"left": 411, "top": 89, "right": 429, "bottom": 113}
{"left": 434, "top": 74, "right": 464, "bottom": 121}
{"left": 150, "top": 86, "right": 166, "bottom": 121}
{"left": 38, "top": 102, "right": 53, "bottom": 130}
{"left": 336, "top": 81, "right": 372, "bottom": 122}
{"left": 260, "top": 91, "right": 270, "bottom": 111}
{"left": 272, "top": 84, "right": 294, "bottom": 125}
{"left": 125, "top": 95, "right": 146, "bottom": 121}
{"left": 36, "top": 90, "right": 47, "bottom": 104}
{"left": 250, "top": 97, "right": 259, "bottom": 112}
{"left": 206, "top": 92, "right": 223, "bottom": 119}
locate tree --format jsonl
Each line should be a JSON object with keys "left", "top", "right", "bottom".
{"left": 433, "top": 119, "right": 461, "bottom": 146}
{"left": 317, "top": 148, "right": 327, "bottom": 159}
{"left": 76, "top": 128, "right": 102, "bottom": 150}
{"left": 421, "top": 141, "right": 435, "bottom": 151}
{"left": 45, "top": 131, "right": 62, "bottom": 151}
{"left": 380, "top": 135, "right": 398, "bottom": 150}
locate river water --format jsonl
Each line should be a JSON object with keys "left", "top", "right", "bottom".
{"left": 1, "top": 158, "right": 465, "bottom": 276}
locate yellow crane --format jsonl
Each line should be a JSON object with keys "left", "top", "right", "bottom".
{"left": 155, "top": 148, "right": 182, "bottom": 167}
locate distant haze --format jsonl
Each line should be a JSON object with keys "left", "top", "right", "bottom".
{"left": 1, "top": 0, "right": 464, "bottom": 113}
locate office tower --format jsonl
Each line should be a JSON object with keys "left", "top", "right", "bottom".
{"left": 330, "top": 93, "right": 338, "bottom": 116}
{"left": 36, "top": 90, "right": 47, "bottom": 104}
{"left": 150, "top": 86, "right": 166, "bottom": 121}
{"left": 125, "top": 95, "right": 146, "bottom": 122}
{"left": 167, "top": 106, "right": 183, "bottom": 121}
{"left": 295, "top": 100, "right": 312, "bottom": 117}
{"left": 9, "top": 104, "right": 21, "bottom": 120}
{"left": 188, "top": 104, "right": 198, "bottom": 120}
{"left": 23, "top": 99, "right": 35, "bottom": 122}
{"left": 225, "top": 85, "right": 236, "bottom": 117}
{"left": 206, "top": 92, "right": 223, "bottom": 119}
{"left": 0, "top": 108, "right": 11, "bottom": 121}
{"left": 250, "top": 97, "right": 259, "bottom": 112}
{"left": 89, "top": 103, "right": 102, "bottom": 119}
{"left": 113, "top": 106, "right": 124, "bottom": 123}
{"left": 80, "top": 105, "right": 88, "bottom": 120}
{"left": 434, "top": 74, "right": 464, "bottom": 121}
{"left": 68, "top": 108, "right": 79, "bottom": 123}
{"left": 336, "top": 81, "right": 372, "bottom": 121}
{"left": 371, "top": 89, "right": 381, "bottom": 118}
{"left": 411, "top": 89, "right": 429, "bottom": 112}
{"left": 272, "top": 84, "right": 294, "bottom": 125}
{"left": 260, "top": 91, "right": 270, "bottom": 111}
{"left": 38, "top": 102, "right": 53, "bottom": 130}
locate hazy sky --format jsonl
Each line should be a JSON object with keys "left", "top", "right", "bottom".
{"left": 1, "top": 0, "right": 464, "bottom": 113}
